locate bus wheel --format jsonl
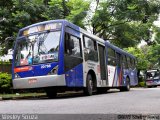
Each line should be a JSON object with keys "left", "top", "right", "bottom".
{"left": 45, "top": 88, "right": 57, "bottom": 99}
{"left": 120, "top": 77, "right": 130, "bottom": 91}
{"left": 84, "top": 74, "right": 93, "bottom": 96}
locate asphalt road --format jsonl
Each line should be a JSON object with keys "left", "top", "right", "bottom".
{"left": 0, "top": 87, "right": 160, "bottom": 114}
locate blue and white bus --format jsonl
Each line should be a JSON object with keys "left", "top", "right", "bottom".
{"left": 12, "top": 20, "right": 138, "bottom": 98}
{"left": 146, "top": 69, "right": 160, "bottom": 87}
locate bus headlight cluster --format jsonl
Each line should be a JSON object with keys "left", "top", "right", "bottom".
{"left": 14, "top": 73, "right": 21, "bottom": 78}
{"left": 48, "top": 65, "right": 58, "bottom": 75}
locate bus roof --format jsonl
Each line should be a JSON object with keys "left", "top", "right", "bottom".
{"left": 105, "top": 41, "right": 136, "bottom": 59}
{"left": 18, "top": 19, "right": 105, "bottom": 44}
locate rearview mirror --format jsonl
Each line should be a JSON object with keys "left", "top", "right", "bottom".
{"left": 3, "top": 37, "right": 15, "bottom": 54}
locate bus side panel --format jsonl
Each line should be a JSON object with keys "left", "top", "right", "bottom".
{"left": 75, "top": 64, "right": 83, "bottom": 87}
{"left": 123, "top": 69, "right": 130, "bottom": 85}
{"left": 130, "top": 69, "right": 138, "bottom": 86}
{"left": 107, "top": 65, "right": 116, "bottom": 87}
{"left": 117, "top": 66, "right": 123, "bottom": 86}
{"left": 107, "top": 65, "right": 123, "bottom": 87}
{"left": 64, "top": 25, "right": 83, "bottom": 87}
{"left": 65, "top": 63, "right": 83, "bottom": 87}
{"left": 129, "top": 69, "right": 134, "bottom": 85}
{"left": 134, "top": 69, "right": 138, "bottom": 85}
{"left": 65, "top": 69, "right": 76, "bottom": 87}
{"left": 58, "top": 21, "right": 65, "bottom": 75}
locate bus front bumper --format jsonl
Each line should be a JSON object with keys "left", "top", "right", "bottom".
{"left": 13, "top": 74, "right": 66, "bottom": 89}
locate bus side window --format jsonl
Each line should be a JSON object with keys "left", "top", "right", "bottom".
{"left": 83, "top": 36, "right": 98, "bottom": 61}
{"left": 130, "top": 58, "right": 134, "bottom": 69}
{"left": 65, "top": 33, "right": 82, "bottom": 58}
{"left": 122, "top": 55, "right": 125, "bottom": 68}
{"left": 127, "top": 56, "right": 131, "bottom": 68}
{"left": 107, "top": 47, "right": 116, "bottom": 66}
{"left": 65, "top": 33, "right": 70, "bottom": 54}
{"left": 124, "top": 55, "right": 128, "bottom": 69}
{"left": 116, "top": 52, "right": 121, "bottom": 67}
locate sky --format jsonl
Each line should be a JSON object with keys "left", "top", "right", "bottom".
{"left": 0, "top": 49, "right": 12, "bottom": 61}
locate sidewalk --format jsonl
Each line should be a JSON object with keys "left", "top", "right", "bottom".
{"left": 0, "top": 93, "right": 46, "bottom": 100}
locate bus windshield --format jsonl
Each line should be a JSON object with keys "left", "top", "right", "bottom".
{"left": 14, "top": 31, "right": 61, "bottom": 66}
{"left": 146, "top": 70, "right": 160, "bottom": 80}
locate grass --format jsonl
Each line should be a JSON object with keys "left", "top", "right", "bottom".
{"left": 0, "top": 92, "right": 46, "bottom": 99}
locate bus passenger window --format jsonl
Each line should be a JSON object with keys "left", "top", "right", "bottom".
{"left": 127, "top": 57, "right": 131, "bottom": 68}
{"left": 65, "top": 33, "right": 82, "bottom": 58}
{"left": 122, "top": 55, "right": 127, "bottom": 68}
{"left": 83, "top": 36, "right": 98, "bottom": 61}
{"left": 131, "top": 59, "right": 135, "bottom": 69}
{"left": 116, "top": 52, "right": 121, "bottom": 67}
{"left": 108, "top": 48, "right": 115, "bottom": 57}
{"left": 107, "top": 47, "right": 116, "bottom": 66}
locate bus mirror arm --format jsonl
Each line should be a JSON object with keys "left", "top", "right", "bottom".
{"left": 3, "top": 37, "right": 15, "bottom": 54}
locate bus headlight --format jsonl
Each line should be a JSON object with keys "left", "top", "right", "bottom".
{"left": 14, "top": 73, "right": 21, "bottom": 78}
{"left": 48, "top": 65, "right": 58, "bottom": 75}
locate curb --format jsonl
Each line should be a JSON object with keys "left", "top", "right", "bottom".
{"left": 0, "top": 95, "right": 46, "bottom": 101}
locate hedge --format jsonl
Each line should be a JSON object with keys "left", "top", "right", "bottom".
{"left": 0, "top": 72, "right": 12, "bottom": 93}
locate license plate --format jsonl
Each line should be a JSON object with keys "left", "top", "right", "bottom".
{"left": 28, "top": 78, "right": 37, "bottom": 84}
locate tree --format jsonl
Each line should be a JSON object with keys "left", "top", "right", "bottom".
{"left": 45, "top": 0, "right": 90, "bottom": 28}
{"left": 91, "top": 0, "right": 160, "bottom": 48}
{"left": 0, "top": 0, "right": 90, "bottom": 55}
{"left": 0, "top": 0, "right": 47, "bottom": 55}
{"left": 125, "top": 43, "right": 160, "bottom": 70}
{"left": 125, "top": 47, "right": 150, "bottom": 70}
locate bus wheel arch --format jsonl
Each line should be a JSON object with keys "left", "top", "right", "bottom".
{"left": 84, "top": 70, "right": 97, "bottom": 96}
{"left": 120, "top": 76, "right": 130, "bottom": 91}
{"left": 125, "top": 76, "right": 130, "bottom": 91}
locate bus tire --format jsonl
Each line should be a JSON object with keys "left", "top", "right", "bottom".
{"left": 45, "top": 88, "right": 57, "bottom": 99}
{"left": 120, "top": 77, "right": 130, "bottom": 91}
{"left": 84, "top": 74, "right": 93, "bottom": 96}
{"left": 147, "top": 86, "right": 152, "bottom": 88}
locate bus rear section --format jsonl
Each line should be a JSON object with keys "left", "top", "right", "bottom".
{"left": 105, "top": 42, "right": 138, "bottom": 91}
{"left": 146, "top": 70, "right": 160, "bottom": 87}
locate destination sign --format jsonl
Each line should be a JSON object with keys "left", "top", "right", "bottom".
{"left": 22, "top": 23, "right": 62, "bottom": 36}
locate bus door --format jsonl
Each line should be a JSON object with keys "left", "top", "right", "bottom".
{"left": 116, "top": 52, "right": 123, "bottom": 86}
{"left": 98, "top": 44, "right": 108, "bottom": 85}
{"left": 132, "top": 59, "right": 138, "bottom": 85}
{"left": 64, "top": 29, "right": 83, "bottom": 87}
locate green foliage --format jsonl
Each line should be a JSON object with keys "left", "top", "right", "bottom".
{"left": 138, "top": 82, "right": 146, "bottom": 87}
{"left": 46, "top": 0, "right": 90, "bottom": 28}
{"left": 125, "top": 47, "right": 150, "bottom": 70}
{"left": 0, "top": 73, "right": 12, "bottom": 93}
{"left": 146, "top": 44, "right": 160, "bottom": 68}
{"left": 125, "top": 44, "right": 160, "bottom": 70}
{"left": 66, "top": 0, "right": 90, "bottom": 28}
{"left": 91, "top": 0, "right": 160, "bottom": 48}
{"left": 0, "top": 61, "right": 11, "bottom": 65}
{"left": 0, "top": 0, "right": 90, "bottom": 55}
{"left": 0, "top": 0, "right": 47, "bottom": 55}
